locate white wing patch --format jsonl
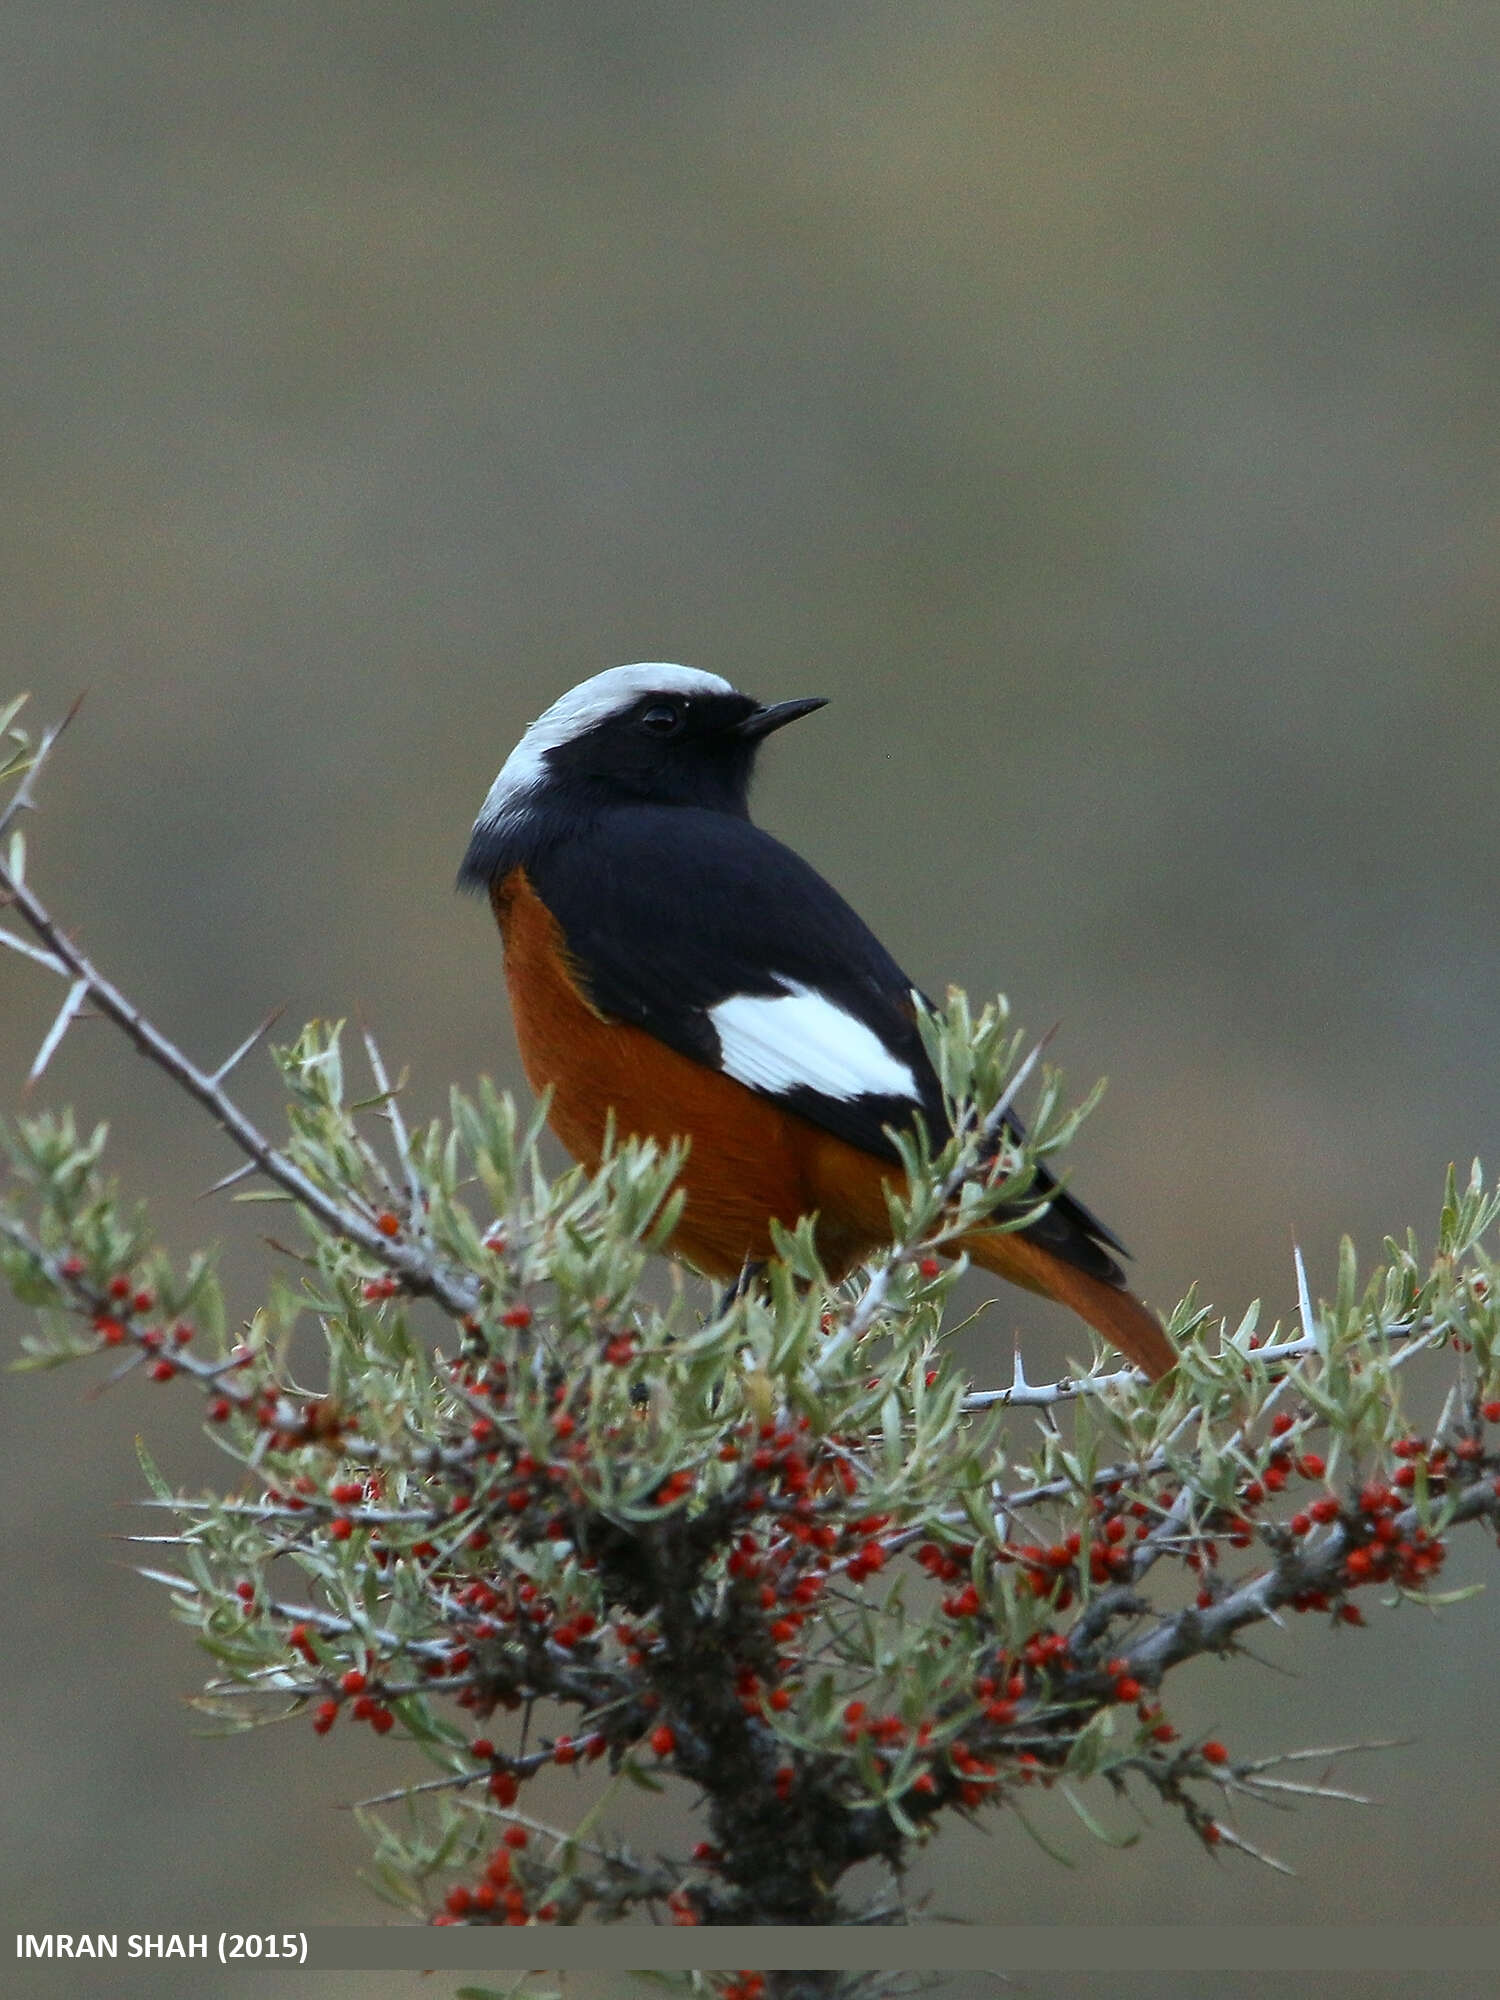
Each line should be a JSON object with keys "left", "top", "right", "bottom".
{"left": 709, "top": 980, "right": 920, "bottom": 1105}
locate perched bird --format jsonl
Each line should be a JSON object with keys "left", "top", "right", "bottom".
{"left": 460, "top": 664, "right": 1174, "bottom": 1380}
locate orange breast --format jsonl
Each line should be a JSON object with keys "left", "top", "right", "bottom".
{"left": 492, "top": 867, "right": 896, "bottom": 1280}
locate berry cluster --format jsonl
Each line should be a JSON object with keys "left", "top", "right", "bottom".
{"left": 7, "top": 1047, "right": 1500, "bottom": 1933}
{"left": 42, "top": 1235, "right": 1500, "bottom": 1919}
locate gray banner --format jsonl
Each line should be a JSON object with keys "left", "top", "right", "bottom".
{"left": 287, "top": 1926, "right": 1500, "bottom": 1972}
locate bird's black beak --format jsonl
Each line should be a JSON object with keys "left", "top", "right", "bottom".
{"left": 734, "top": 696, "right": 828, "bottom": 741}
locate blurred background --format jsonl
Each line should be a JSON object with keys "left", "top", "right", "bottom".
{"left": 4, "top": 3, "right": 1500, "bottom": 1994}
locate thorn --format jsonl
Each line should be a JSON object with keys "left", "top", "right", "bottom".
{"left": 84, "top": 1344, "right": 148, "bottom": 1398}
{"left": 0, "top": 927, "right": 67, "bottom": 976}
{"left": 198, "top": 1160, "right": 258, "bottom": 1200}
{"left": 1009, "top": 1342, "right": 1031, "bottom": 1396}
{"left": 208, "top": 1004, "right": 285, "bottom": 1086}
{"left": 25, "top": 975, "right": 89, "bottom": 1088}
{"left": 1293, "top": 1243, "right": 1316, "bottom": 1346}
{"left": 260, "top": 1235, "right": 310, "bottom": 1264}
{"left": 134, "top": 1565, "right": 200, "bottom": 1593}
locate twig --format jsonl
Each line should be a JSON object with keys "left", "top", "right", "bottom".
{"left": 0, "top": 694, "right": 83, "bottom": 847}
{"left": 0, "top": 790, "right": 481, "bottom": 1319}
{"left": 361, "top": 1025, "right": 424, "bottom": 1225}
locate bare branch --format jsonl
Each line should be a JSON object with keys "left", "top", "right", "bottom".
{"left": 0, "top": 790, "right": 481, "bottom": 1319}
{"left": 962, "top": 1309, "right": 1439, "bottom": 1418}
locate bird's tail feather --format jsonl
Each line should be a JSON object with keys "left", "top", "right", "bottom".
{"left": 961, "top": 1227, "right": 1176, "bottom": 1381}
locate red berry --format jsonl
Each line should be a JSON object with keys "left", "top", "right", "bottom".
{"left": 375, "top": 1211, "right": 400, "bottom": 1237}
{"left": 1201, "top": 1739, "right": 1228, "bottom": 1765}
{"left": 1482, "top": 1400, "right": 1500, "bottom": 1424}
{"left": 1270, "top": 1411, "right": 1294, "bottom": 1436}
{"left": 312, "top": 1699, "right": 339, "bottom": 1734}
{"left": 649, "top": 1723, "right": 676, "bottom": 1757}
{"left": 501, "top": 1304, "right": 532, "bottom": 1329}
{"left": 149, "top": 1359, "right": 176, "bottom": 1382}
{"left": 341, "top": 1669, "right": 367, "bottom": 1695}
{"left": 918, "top": 1256, "right": 942, "bottom": 1279}
{"left": 504, "top": 1825, "right": 528, "bottom": 1849}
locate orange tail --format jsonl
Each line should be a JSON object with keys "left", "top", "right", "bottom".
{"left": 961, "top": 1228, "right": 1177, "bottom": 1382}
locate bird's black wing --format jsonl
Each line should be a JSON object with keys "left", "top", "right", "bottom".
{"left": 525, "top": 805, "right": 1125, "bottom": 1279}
{"left": 525, "top": 806, "right": 939, "bottom": 1153}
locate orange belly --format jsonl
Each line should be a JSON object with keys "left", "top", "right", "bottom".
{"left": 493, "top": 867, "right": 895, "bottom": 1280}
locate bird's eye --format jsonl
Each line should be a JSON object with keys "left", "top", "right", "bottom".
{"left": 639, "top": 700, "right": 684, "bottom": 735}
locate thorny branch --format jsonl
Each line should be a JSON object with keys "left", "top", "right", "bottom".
{"left": 5, "top": 692, "right": 1500, "bottom": 1951}
{"left": 0, "top": 715, "right": 482, "bottom": 1317}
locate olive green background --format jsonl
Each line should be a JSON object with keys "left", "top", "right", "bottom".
{"left": 3, "top": 5, "right": 1499, "bottom": 1994}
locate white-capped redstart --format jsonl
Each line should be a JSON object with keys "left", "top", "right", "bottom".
{"left": 460, "top": 664, "right": 1174, "bottom": 1379}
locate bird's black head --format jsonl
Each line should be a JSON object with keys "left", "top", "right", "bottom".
{"left": 459, "top": 663, "right": 826, "bottom": 888}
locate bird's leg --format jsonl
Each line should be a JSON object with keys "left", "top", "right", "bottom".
{"left": 717, "top": 1259, "right": 767, "bottom": 1317}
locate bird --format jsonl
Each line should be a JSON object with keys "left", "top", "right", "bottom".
{"left": 459, "top": 664, "right": 1175, "bottom": 1380}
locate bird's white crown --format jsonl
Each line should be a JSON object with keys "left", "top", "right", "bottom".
{"left": 473, "top": 663, "right": 735, "bottom": 832}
